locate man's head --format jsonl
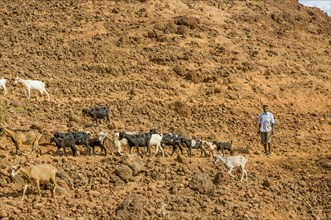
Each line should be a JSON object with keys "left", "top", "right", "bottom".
{"left": 263, "top": 104, "right": 268, "bottom": 112}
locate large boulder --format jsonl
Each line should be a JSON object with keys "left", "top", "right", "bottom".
{"left": 115, "top": 165, "right": 132, "bottom": 183}
{"left": 189, "top": 172, "right": 215, "bottom": 194}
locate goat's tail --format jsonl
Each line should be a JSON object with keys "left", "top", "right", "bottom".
{"left": 56, "top": 170, "right": 74, "bottom": 190}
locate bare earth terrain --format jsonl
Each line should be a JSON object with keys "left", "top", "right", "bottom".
{"left": 0, "top": 0, "right": 330, "bottom": 219}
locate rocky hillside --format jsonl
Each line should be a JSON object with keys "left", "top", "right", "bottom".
{"left": 0, "top": 0, "right": 330, "bottom": 219}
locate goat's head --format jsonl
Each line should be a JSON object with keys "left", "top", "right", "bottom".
{"left": 149, "top": 128, "right": 157, "bottom": 134}
{"left": 10, "top": 165, "right": 21, "bottom": 178}
{"left": 118, "top": 132, "right": 126, "bottom": 140}
{"left": 213, "top": 154, "right": 224, "bottom": 165}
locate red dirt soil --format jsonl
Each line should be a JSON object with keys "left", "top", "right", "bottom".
{"left": 0, "top": 0, "right": 330, "bottom": 219}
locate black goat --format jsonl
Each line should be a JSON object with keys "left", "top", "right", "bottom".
{"left": 54, "top": 131, "right": 92, "bottom": 156}
{"left": 118, "top": 132, "right": 152, "bottom": 157}
{"left": 82, "top": 106, "right": 109, "bottom": 126}
{"left": 161, "top": 133, "right": 184, "bottom": 156}
{"left": 182, "top": 138, "right": 206, "bottom": 158}
{"left": 50, "top": 136, "right": 77, "bottom": 157}
{"left": 88, "top": 137, "right": 107, "bottom": 155}
{"left": 213, "top": 140, "right": 234, "bottom": 155}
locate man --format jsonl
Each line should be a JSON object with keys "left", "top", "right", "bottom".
{"left": 258, "top": 104, "right": 275, "bottom": 156}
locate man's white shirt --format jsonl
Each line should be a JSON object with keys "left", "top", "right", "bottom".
{"left": 258, "top": 112, "right": 275, "bottom": 132}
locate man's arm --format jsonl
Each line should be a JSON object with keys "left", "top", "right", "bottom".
{"left": 258, "top": 114, "right": 261, "bottom": 134}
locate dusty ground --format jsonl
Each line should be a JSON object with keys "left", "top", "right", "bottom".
{"left": 0, "top": 0, "right": 330, "bottom": 219}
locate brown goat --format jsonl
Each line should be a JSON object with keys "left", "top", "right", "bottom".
{"left": 11, "top": 164, "right": 58, "bottom": 200}
{"left": 0, "top": 127, "right": 42, "bottom": 155}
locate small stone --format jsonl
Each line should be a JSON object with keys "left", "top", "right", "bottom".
{"left": 262, "top": 179, "right": 273, "bottom": 187}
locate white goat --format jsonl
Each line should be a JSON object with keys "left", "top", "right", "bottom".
{"left": 150, "top": 133, "right": 164, "bottom": 157}
{"left": 213, "top": 154, "right": 248, "bottom": 181}
{"left": 11, "top": 164, "right": 58, "bottom": 200}
{"left": 0, "top": 78, "right": 7, "bottom": 95}
{"left": 14, "top": 77, "right": 50, "bottom": 101}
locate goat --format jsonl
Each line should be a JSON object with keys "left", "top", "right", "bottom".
{"left": 14, "top": 77, "right": 50, "bottom": 101}
{"left": 82, "top": 106, "right": 109, "bottom": 125}
{"left": 113, "top": 132, "right": 136, "bottom": 155}
{"left": 88, "top": 132, "right": 108, "bottom": 155}
{"left": 213, "top": 154, "right": 248, "bottom": 181}
{"left": 201, "top": 141, "right": 218, "bottom": 157}
{"left": 0, "top": 127, "right": 42, "bottom": 155}
{"left": 0, "top": 78, "right": 7, "bottom": 95}
{"left": 50, "top": 136, "right": 77, "bottom": 157}
{"left": 147, "top": 129, "right": 164, "bottom": 157}
{"left": 54, "top": 131, "right": 92, "bottom": 156}
{"left": 213, "top": 140, "right": 234, "bottom": 155}
{"left": 11, "top": 164, "right": 58, "bottom": 200}
{"left": 182, "top": 138, "right": 206, "bottom": 158}
{"left": 118, "top": 132, "right": 152, "bottom": 157}
{"left": 161, "top": 133, "right": 184, "bottom": 156}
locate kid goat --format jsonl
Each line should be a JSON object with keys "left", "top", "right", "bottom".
{"left": 14, "top": 77, "right": 50, "bottom": 101}
{"left": 213, "top": 154, "right": 248, "bottom": 181}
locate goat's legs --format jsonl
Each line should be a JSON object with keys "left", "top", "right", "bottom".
{"left": 146, "top": 145, "right": 151, "bottom": 157}
{"left": 154, "top": 144, "right": 164, "bottom": 157}
{"left": 26, "top": 89, "right": 31, "bottom": 99}
{"left": 178, "top": 144, "right": 183, "bottom": 155}
{"left": 170, "top": 145, "right": 177, "bottom": 156}
{"left": 21, "top": 184, "right": 28, "bottom": 200}
{"left": 159, "top": 145, "right": 165, "bottom": 157}
{"left": 227, "top": 167, "right": 235, "bottom": 177}
{"left": 43, "top": 89, "right": 50, "bottom": 101}
{"left": 71, "top": 146, "right": 77, "bottom": 157}
{"left": 199, "top": 147, "right": 207, "bottom": 157}
{"left": 63, "top": 146, "right": 68, "bottom": 157}
{"left": 15, "top": 143, "right": 24, "bottom": 156}
{"left": 137, "top": 146, "right": 143, "bottom": 157}
{"left": 36, "top": 180, "right": 42, "bottom": 198}
{"left": 2, "top": 85, "right": 7, "bottom": 95}
{"left": 241, "top": 166, "right": 248, "bottom": 181}
{"left": 30, "top": 140, "right": 41, "bottom": 155}
{"left": 85, "top": 144, "right": 92, "bottom": 156}
{"left": 153, "top": 145, "right": 159, "bottom": 156}
{"left": 188, "top": 147, "right": 192, "bottom": 157}
{"left": 50, "top": 176, "right": 58, "bottom": 197}
{"left": 101, "top": 145, "right": 107, "bottom": 155}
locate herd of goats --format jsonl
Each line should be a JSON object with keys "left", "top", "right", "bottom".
{"left": 1, "top": 77, "right": 248, "bottom": 200}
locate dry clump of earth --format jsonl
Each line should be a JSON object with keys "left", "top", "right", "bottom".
{"left": 0, "top": 0, "right": 330, "bottom": 219}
